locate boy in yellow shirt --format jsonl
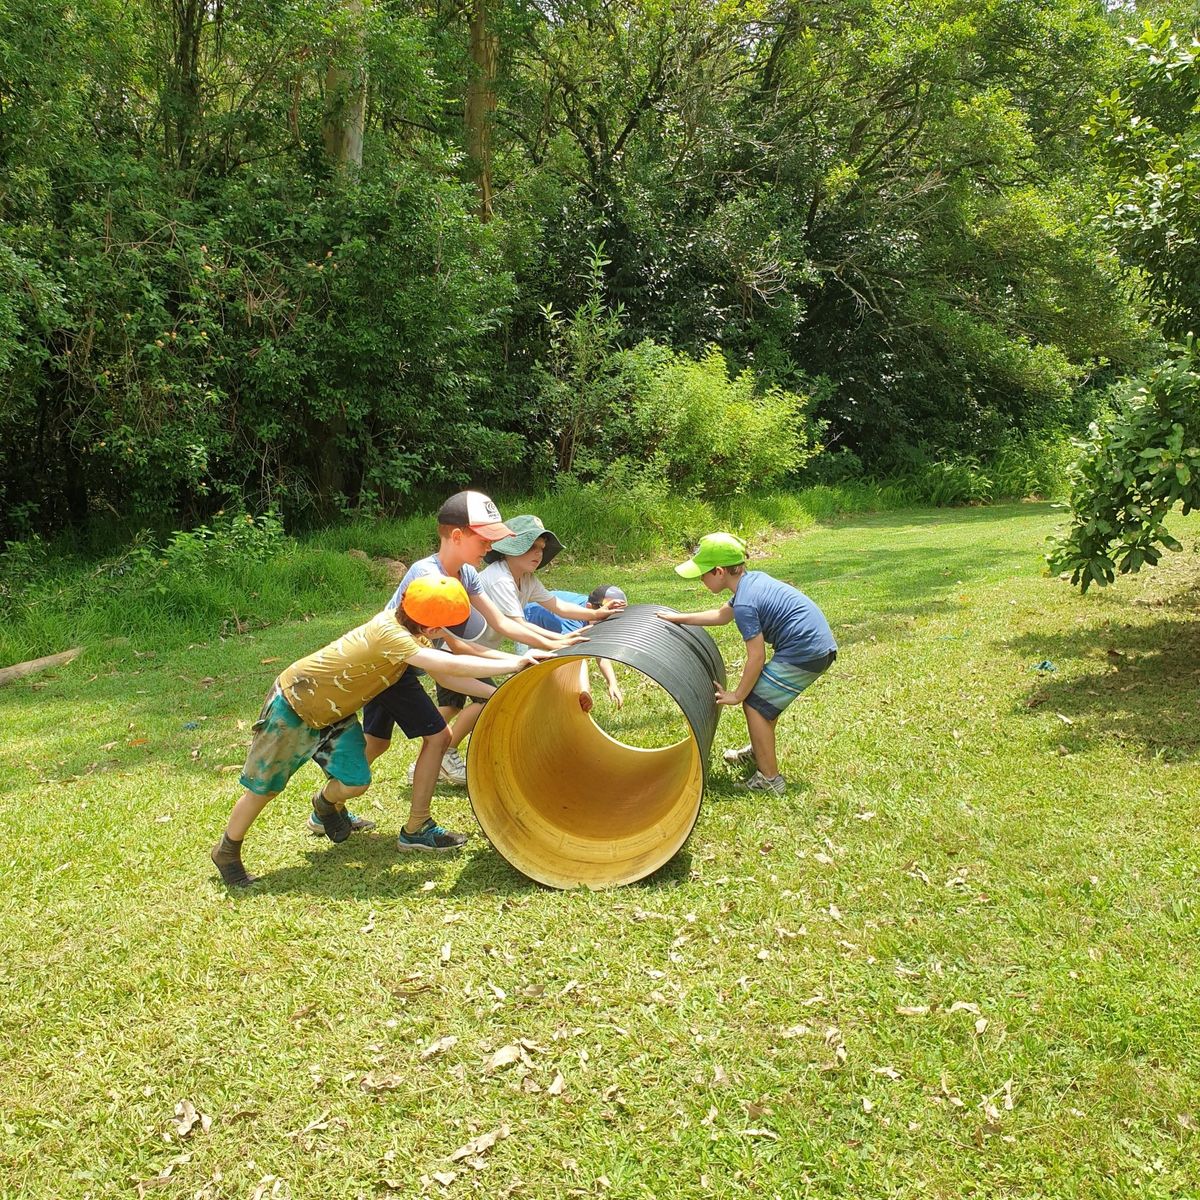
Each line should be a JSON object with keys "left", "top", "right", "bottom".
{"left": 210, "top": 577, "right": 547, "bottom": 887}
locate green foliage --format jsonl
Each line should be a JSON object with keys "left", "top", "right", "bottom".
{"left": 533, "top": 255, "right": 821, "bottom": 500}
{"left": 0, "top": 0, "right": 1177, "bottom": 538}
{"left": 1048, "top": 340, "right": 1200, "bottom": 592}
{"left": 620, "top": 347, "right": 820, "bottom": 497}
{"left": 1087, "top": 22, "right": 1200, "bottom": 337}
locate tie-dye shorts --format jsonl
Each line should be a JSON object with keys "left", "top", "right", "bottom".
{"left": 238, "top": 685, "right": 370, "bottom": 796}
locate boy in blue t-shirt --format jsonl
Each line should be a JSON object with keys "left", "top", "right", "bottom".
{"left": 659, "top": 533, "right": 836, "bottom": 795}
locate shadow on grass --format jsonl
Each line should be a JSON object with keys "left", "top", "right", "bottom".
{"left": 1005, "top": 608, "right": 1200, "bottom": 764}
{"left": 232, "top": 834, "right": 694, "bottom": 899}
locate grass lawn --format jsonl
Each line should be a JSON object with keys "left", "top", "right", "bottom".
{"left": 3, "top": 502, "right": 1199, "bottom": 1199}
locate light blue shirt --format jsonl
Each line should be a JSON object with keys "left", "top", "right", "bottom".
{"left": 730, "top": 571, "right": 835, "bottom": 667}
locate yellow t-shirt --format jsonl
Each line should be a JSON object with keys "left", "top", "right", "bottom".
{"left": 278, "top": 610, "right": 429, "bottom": 728}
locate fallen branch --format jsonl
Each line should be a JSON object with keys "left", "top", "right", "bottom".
{"left": 0, "top": 647, "right": 83, "bottom": 687}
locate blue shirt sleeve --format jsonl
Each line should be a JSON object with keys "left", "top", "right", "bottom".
{"left": 386, "top": 555, "right": 481, "bottom": 610}
{"left": 731, "top": 600, "right": 762, "bottom": 642}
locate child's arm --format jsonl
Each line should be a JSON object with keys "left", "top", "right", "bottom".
{"left": 472, "top": 592, "right": 587, "bottom": 651}
{"left": 407, "top": 645, "right": 549, "bottom": 678}
{"left": 597, "top": 658, "right": 624, "bottom": 709}
{"left": 715, "top": 634, "right": 766, "bottom": 706}
{"left": 545, "top": 595, "right": 622, "bottom": 623}
{"left": 657, "top": 603, "right": 734, "bottom": 627}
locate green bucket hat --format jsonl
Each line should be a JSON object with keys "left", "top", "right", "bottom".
{"left": 486, "top": 514, "right": 564, "bottom": 568}
{"left": 674, "top": 532, "right": 748, "bottom": 578}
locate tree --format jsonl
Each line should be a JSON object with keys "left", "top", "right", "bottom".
{"left": 1047, "top": 339, "right": 1200, "bottom": 592}
{"left": 1087, "top": 21, "right": 1200, "bottom": 338}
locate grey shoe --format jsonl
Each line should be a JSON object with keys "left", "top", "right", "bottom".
{"left": 440, "top": 747, "right": 467, "bottom": 787}
{"left": 397, "top": 818, "right": 468, "bottom": 853}
{"left": 312, "top": 791, "right": 353, "bottom": 842}
{"left": 308, "top": 810, "right": 376, "bottom": 836}
{"left": 739, "top": 770, "right": 787, "bottom": 796}
{"left": 723, "top": 743, "right": 757, "bottom": 769}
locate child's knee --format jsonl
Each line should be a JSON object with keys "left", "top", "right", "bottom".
{"left": 340, "top": 780, "right": 371, "bottom": 799}
{"left": 426, "top": 726, "right": 452, "bottom": 752}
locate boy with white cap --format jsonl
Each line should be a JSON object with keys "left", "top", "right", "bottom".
{"left": 658, "top": 532, "right": 836, "bottom": 794}
{"left": 358, "top": 493, "right": 584, "bottom": 834}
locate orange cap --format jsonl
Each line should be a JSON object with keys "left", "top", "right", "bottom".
{"left": 402, "top": 576, "right": 471, "bottom": 628}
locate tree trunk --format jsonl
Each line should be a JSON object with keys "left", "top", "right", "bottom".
{"left": 167, "top": 0, "right": 205, "bottom": 171}
{"left": 323, "top": 1, "right": 366, "bottom": 172}
{"left": 465, "top": 0, "right": 498, "bottom": 221}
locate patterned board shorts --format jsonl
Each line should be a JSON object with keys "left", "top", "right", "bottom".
{"left": 238, "top": 686, "right": 371, "bottom": 797}
{"left": 745, "top": 655, "right": 833, "bottom": 722}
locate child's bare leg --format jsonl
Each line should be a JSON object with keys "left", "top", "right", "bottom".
{"left": 406, "top": 727, "right": 451, "bottom": 834}
{"left": 743, "top": 705, "right": 781, "bottom": 779}
{"left": 213, "top": 788, "right": 278, "bottom": 887}
{"left": 446, "top": 700, "right": 484, "bottom": 750}
{"left": 364, "top": 732, "right": 392, "bottom": 765}
{"left": 225, "top": 788, "right": 277, "bottom": 841}
{"left": 319, "top": 778, "right": 369, "bottom": 807}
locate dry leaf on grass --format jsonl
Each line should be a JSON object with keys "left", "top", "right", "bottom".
{"left": 485, "top": 1045, "right": 523, "bottom": 1073}
{"left": 171, "top": 1099, "right": 211, "bottom": 1138}
{"left": 286, "top": 1110, "right": 331, "bottom": 1140}
{"left": 547, "top": 1072, "right": 566, "bottom": 1096}
{"left": 432, "top": 1170, "right": 457, "bottom": 1187}
{"left": 136, "top": 1152, "right": 193, "bottom": 1196}
{"left": 739, "top": 1128, "right": 778, "bottom": 1140}
{"left": 449, "top": 1124, "right": 510, "bottom": 1162}
{"left": 361, "top": 1071, "right": 405, "bottom": 1091}
{"left": 896, "top": 1005, "right": 930, "bottom": 1017}
{"left": 421, "top": 1036, "right": 458, "bottom": 1061}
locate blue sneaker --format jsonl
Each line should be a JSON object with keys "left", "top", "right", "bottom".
{"left": 397, "top": 818, "right": 467, "bottom": 853}
{"left": 308, "top": 809, "right": 376, "bottom": 837}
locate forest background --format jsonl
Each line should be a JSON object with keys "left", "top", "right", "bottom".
{"left": 0, "top": 0, "right": 1198, "bottom": 555}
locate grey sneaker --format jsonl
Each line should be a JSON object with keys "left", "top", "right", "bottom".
{"left": 397, "top": 818, "right": 468, "bottom": 853}
{"left": 308, "top": 810, "right": 376, "bottom": 836}
{"left": 723, "top": 743, "right": 757, "bottom": 769}
{"left": 312, "top": 791, "right": 353, "bottom": 842}
{"left": 740, "top": 770, "right": 787, "bottom": 796}
{"left": 440, "top": 747, "right": 467, "bottom": 787}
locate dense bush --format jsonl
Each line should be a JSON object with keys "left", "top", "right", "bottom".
{"left": 0, "top": 0, "right": 1173, "bottom": 541}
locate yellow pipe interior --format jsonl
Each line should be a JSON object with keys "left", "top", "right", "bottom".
{"left": 468, "top": 656, "right": 704, "bottom": 889}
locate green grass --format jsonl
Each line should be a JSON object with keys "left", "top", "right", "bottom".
{"left": 0, "top": 480, "right": 969, "bottom": 666}
{"left": 3, "top": 503, "right": 1200, "bottom": 1199}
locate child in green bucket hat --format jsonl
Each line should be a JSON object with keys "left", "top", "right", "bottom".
{"left": 659, "top": 532, "right": 836, "bottom": 794}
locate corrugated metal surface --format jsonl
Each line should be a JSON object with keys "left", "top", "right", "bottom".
{"left": 551, "top": 603, "right": 726, "bottom": 778}
{"left": 467, "top": 604, "right": 726, "bottom": 889}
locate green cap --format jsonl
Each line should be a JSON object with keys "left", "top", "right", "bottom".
{"left": 675, "top": 532, "right": 748, "bottom": 578}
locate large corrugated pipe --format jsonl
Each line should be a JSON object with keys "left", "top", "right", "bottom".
{"left": 467, "top": 604, "right": 726, "bottom": 889}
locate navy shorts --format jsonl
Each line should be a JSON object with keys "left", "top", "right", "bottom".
{"left": 361, "top": 671, "right": 447, "bottom": 741}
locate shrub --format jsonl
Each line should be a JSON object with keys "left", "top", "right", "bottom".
{"left": 1048, "top": 340, "right": 1200, "bottom": 591}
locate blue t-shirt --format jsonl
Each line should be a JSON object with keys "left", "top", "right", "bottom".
{"left": 730, "top": 571, "right": 835, "bottom": 667}
{"left": 387, "top": 553, "right": 486, "bottom": 640}
{"left": 524, "top": 590, "right": 587, "bottom": 635}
